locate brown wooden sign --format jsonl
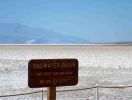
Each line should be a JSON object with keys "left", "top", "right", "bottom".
{"left": 28, "top": 59, "right": 78, "bottom": 88}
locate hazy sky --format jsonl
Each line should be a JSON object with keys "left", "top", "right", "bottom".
{"left": 0, "top": 0, "right": 132, "bottom": 42}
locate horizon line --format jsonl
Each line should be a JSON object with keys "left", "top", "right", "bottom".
{"left": 0, "top": 44, "right": 132, "bottom": 46}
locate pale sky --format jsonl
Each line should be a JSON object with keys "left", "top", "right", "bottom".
{"left": 0, "top": 0, "right": 132, "bottom": 43}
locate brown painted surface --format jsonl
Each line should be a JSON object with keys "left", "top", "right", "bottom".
{"left": 47, "top": 87, "right": 56, "bottom": 100}
{"left": 28, "top": 59, "right": 78, "bottom": 88}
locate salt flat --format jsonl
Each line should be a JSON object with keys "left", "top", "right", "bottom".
{"left": 0, "top": 45, "right": 132, "bottom": 100}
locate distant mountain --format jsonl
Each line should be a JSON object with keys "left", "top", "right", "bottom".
{"left": 114, "top": 41, "right": 132, "bottom": 44}
{"left": 0, "top": 23, "right": 90, "bottom": 44}
{"left": 104, "top": 41, "right": 132, "bottom": 45}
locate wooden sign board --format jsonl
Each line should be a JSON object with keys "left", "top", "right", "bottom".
{"left": 28, "top": 59, "right": 78, "bottom": 88}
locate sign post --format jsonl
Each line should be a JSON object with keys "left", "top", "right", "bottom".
{"left": 28, "top": 59, "right": 78, "bottom": 100}
{"left": 47, "top": 87, "right": 56, "bottom": 100}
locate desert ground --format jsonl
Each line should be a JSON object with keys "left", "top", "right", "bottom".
{"left": 0, "top": 45, "right": 132, "bottom": 100}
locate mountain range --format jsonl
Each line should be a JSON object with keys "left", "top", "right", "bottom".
{"left": 0, "top": 23, "right": 90, "bottom": 44}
